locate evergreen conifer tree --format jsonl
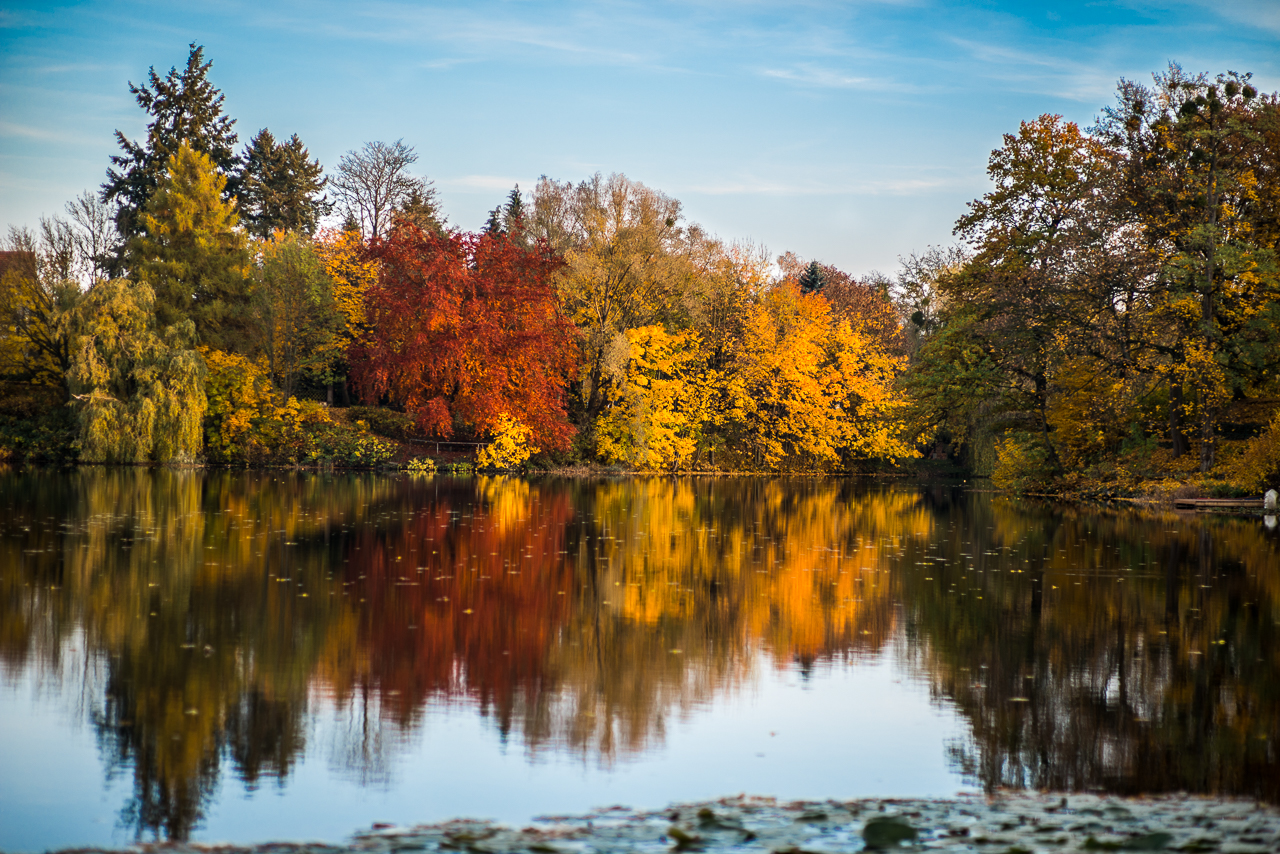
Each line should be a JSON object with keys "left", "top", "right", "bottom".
{"left": 798, "top": 260, "right": 827, "bottom": 295}
{"left": 394, "top": 184, "right": 445, "bottom": 236}
{"left": 128, "top": 143, "right": 251, "bottom": 352}
{"left": 103, "top": 44, "right": 240, "bottom": 255}
{"left": 237, "top": 129, "right": 330, "bottom": 239}
{"left": 484, "top": 205, "right": 504, "bottom": 235}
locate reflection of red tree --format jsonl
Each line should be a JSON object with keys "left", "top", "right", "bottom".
{"left": 338, "top": 485, "right": 576, "bottom": 728}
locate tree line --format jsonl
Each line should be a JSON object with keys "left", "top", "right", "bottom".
{"left": 910, "top": 66, "right": 1280, "bottom": 493}
{"left": 2, "top": 45, "right": 1279, "bottom": 488}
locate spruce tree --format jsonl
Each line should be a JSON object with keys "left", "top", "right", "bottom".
{"left": 484, "top": 205, "right": 504, "bottom": 235}
{"left": 103, "top": 44, "right": 240, "bottom": 253}
{"left": 394, "top": 184, "right": 445, "bottom": 235}
{"left": 798, "top": 260, "right": 827, "bottom": 295}
{"left": 238, "top": 129, "right": 330, "bottom": 239}
{"left": 503, "top": 185, "right": 525, "bottom": 226}
{"left": 485, "top": 186, "right": 526, "bottom": 240}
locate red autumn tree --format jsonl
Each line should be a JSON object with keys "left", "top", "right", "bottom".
{"left": 350, "top": 223, "right": 579, "bottom": 449}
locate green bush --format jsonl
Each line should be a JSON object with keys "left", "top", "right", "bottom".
{"left": 991, "top": 433, "right": 1056, "bottom": 494}
{"left": 301, "top": 422, "right": 397, "bottom": 466}
{"left": 0, "top": 386, "right": 79, "bottom": 463}
{"left": 202, "top": 352, "right": 398, "bottom": 467}
{"left": 347, "top": 406, "right": 417, "bottom": 440}
{"left": 0, "top": 405, "right": 78, "bottom": 463}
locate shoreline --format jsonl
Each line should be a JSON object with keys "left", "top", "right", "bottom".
{"left": 47, "top": 792, "right": 1280, "bottom": 854}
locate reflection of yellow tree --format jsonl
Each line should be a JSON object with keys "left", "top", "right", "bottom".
{"left": 8, "top": 471, "right": 1279, "bottom": 840}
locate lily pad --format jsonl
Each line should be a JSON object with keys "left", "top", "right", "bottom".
{"left": 667, "top": 825, "right": 703, "bottom": 851}
{"left": 863, "top": 815, "right": 918, "bottom": 848}
{"left": 1124, "top": 832, "right": 1174, "bottom": 850}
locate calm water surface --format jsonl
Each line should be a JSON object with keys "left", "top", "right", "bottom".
{"left": 1, "top": 471, "right": 1277, "bottom": 851}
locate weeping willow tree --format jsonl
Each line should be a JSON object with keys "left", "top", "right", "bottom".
{"left": 67, "top": 278, "right": 206, "bottom": 463}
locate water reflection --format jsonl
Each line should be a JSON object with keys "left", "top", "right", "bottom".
{"left": 0, "top": 471, "right": 1277, "bottom": 842}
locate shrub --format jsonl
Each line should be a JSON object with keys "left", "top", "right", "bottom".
{"left": 203, "top": 349, "right": 396, "bottom": 467}
{"left": 346, "top": 405, "right": 417, "bottom": 440}
{"left": 991, "top": 433, "right": 1056, "bottom": 494}
{"left": 476, "top": 414, "right": 538, "bottom": 471}
{"left": 1222, "top": 410, "right": 1280, "bottom": 492}
{"left": 0, "top": 390, "right": 78, "bottom": 463}
{"left": 405, "top": 456, "right": 437, "bottom": 474}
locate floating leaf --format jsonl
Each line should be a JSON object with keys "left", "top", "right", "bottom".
{"left": 1123, "top": 832, "right": 1174, "bottom": 850}
{"left": 863, "top": 815, "right": 917, "bottom": 848}
{"left": 666, "top": 825, "right": 702, "bottom": 850}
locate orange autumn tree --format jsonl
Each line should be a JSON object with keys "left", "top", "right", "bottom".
{"left": 350, "top": 224, "right": 579, "bottom": 449}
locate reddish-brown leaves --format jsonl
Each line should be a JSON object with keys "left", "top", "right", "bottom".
{"left": 350, "top": 223, "right": 580, "bottom": 450}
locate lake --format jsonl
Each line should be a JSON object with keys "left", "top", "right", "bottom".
{"left": 0, "top": 470, "right": 1276, "bottom": 852}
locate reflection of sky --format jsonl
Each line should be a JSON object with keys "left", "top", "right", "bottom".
{"left": 0, "top": 641, "right": 967, "bottom": 851}
{"left": 0, "top": 669, "right": 133, "bottom": 851}
{"left": 2, "top": 1, "right": 1278, "bottom": 274}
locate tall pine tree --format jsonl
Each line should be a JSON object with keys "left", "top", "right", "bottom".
{"left": 103, "top": 44, "right": 240, "bottom": 255}
{"left": 798, "top": 260, "right": 827, "bottom": 295}
{"left": 237, "top": 129, "right": 330, "bottom": 239}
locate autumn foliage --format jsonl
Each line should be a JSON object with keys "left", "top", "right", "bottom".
{"left": 350, "top": 224, "right": 579, "bottom": 450}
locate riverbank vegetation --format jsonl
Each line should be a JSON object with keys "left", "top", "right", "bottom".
{"left": 2, "top": 46, "right": 1279, "bottom": 495}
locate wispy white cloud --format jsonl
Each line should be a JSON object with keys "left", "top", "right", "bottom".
{"left": 33, "top": 62, "right": 119, "bottom": 74}
{"left": 252, "top": 2, "right": 659, "bottom": 69}
{"left": 760, "top": 66, "right": 879, "bottom": 89}
{"left": 1166, "top": 0, "right": 1280, "bottom": 36}
{"left": 949, "top": 38, "right": 1119, "bottom": 102}
{"left": 0, "top": 120, "right": 80, "bottom": 143}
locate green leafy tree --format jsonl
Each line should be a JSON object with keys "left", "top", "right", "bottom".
{"left": 128, "top": 143, "right": 252, "bottom": 351}
{"left": 103, "top": 44, "right": 240, "bottom": 252}
{"left": 251, "top": 232, "right": 341, "bottom": 397}
{"left": 1098, "top": 66, "right": 1278, "bottom": 470}
{"left": 237, "top": 129, "right": 329, "bottom": 239}
{"left": 67, "top": 279, "right": 206, "bottom": 463}
{"left": 945, "top": 114, "right": 1115, "bottom": 473}
{"left": 0, "top": 228, "right": 81, "bottom": 393}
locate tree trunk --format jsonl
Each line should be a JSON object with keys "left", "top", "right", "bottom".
{"left": 585, "top": 358, "right": 606, "bottom": 422}
{"left": 1169, "top": 382, "right": 1189, "bottom": 458}
{"left": 1199, "top": 405, "right": 1215, "bottom": 473}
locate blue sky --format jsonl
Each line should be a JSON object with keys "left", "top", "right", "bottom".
{"left": 2, "top": 0, "right": 1278, "bottom": 276}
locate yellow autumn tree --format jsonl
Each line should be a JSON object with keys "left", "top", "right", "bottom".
{"left": 595, "top": 325, "right": 714, "bottom": 470}
{"left": 66, "top": 280, "right": 206, "bottom": 463}
{"left": 721, "top": 282, "right": 912, "bottom": 471}
{"left": 128, "top": 143, "right": 251, "bottom": 352}
{"left": 313, "top": 227, "right": 378, "bottom": 402}
{"left": 529, "top": 174, "right": 696, "bottom": 423}
{"left": 0, "top": 244, "right": 78, "bottom": 393}
{"left": 476, "top": 414, "right": 539, "bottom": 470}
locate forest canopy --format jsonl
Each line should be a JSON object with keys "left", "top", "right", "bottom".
{"left": 3, "top": 47, "right": 1279, "bottom": 493}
